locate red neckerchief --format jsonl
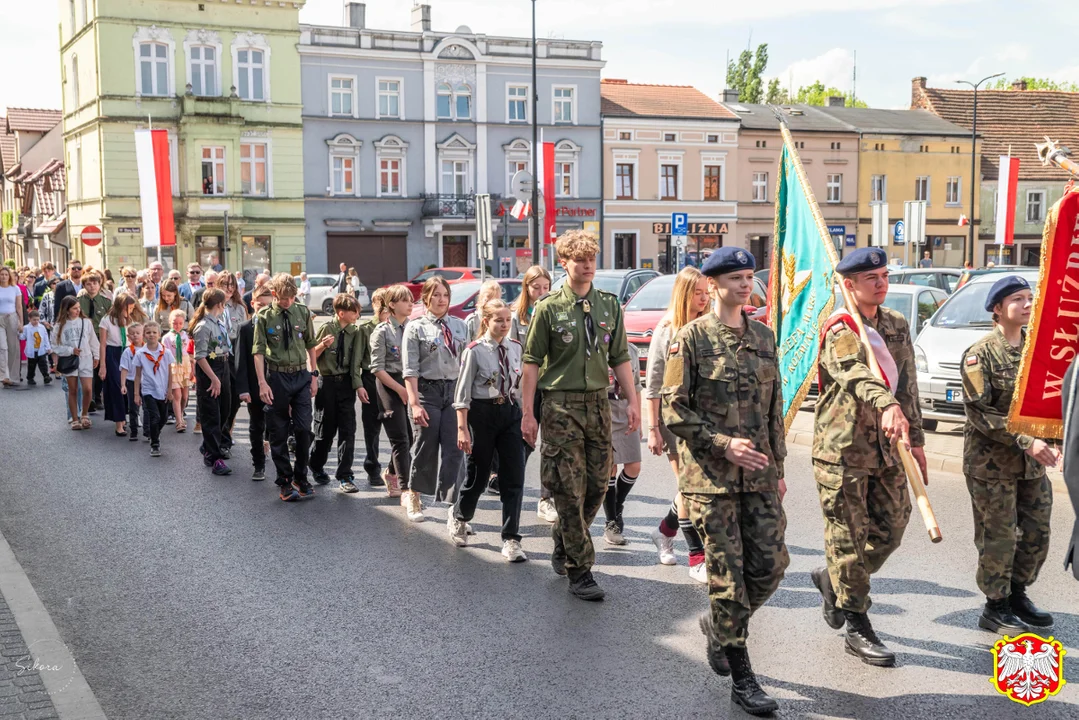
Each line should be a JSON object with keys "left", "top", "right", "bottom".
{"left": 142, "top": 346, "right": 166, "bottom": 374}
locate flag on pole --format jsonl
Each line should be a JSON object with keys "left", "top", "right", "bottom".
{"left": 958, "top": 214, "right": 970, "bottom": 227}
{"left": 510, "top": 199, "right": 531, "bottom": 220}
{"left": 134, "top": 128, "right": 175, "bottom": 248}
{"left": 541, "top": 141, "right": 556, "bottom": 244}
{"left": 995, "top": 155, "right": 1019, "bottom": 246}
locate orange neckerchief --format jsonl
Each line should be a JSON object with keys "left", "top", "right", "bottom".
{"left": 141, "top": 346, "right": 166, "bottom": 374}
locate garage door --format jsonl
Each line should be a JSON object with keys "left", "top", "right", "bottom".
{"left": 326, "top": 234, "right": 408, "bottom": 290}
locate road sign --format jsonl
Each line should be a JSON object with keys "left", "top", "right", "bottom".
{"left": 672, "top": 234, "right": 687, "bottom": 249}
{"left": 672, "top": 212, "right": 688, "bottom": 237}
{"left": 903, "top": 201, "right": 927, "bottom": 246}
{"left": 475, "top": 194, "right": 494, "bottom": 279}
{"left": 81, "top": 225, "right": 103, "bottom": 247}
{"left": 827, "top": 225, "right": 846, "bottom": 235}
{"left": 894, "top": 220, "right": 906, "bottom": 245}
{"left": 510, "top": 170, "right": 535, "bottom": 203}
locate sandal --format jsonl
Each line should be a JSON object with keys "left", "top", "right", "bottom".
{"left": 71, "top": 420, "right": 82, "bottom": 431}
{"left": 80, "top": 416, "right": 92, "bottom": 429}
{"left": 176, "top": 420, "right": 187, "bottom": 433}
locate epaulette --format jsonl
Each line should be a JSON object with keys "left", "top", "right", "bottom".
{"left": 467, "top": 340, "right": 481, "bottom": 350}
{"left": 509, "top": 338, "right": 522, "bottom": 345}
{"left": 596, "top": 289, "right": 618, "bottom": 300}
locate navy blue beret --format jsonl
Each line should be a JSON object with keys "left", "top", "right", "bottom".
{"left": 835, "top": 247, "right": 888, "bottom": 275}
{"left": 701, "top": 246, "right": 755, "bottom": 277}
{"left": 984, "top": 275, "right": 1030, "bottom": 311}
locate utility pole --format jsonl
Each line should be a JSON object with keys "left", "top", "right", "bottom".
{"left": 956, "top": 72, "right": 1004, "bottom": 266}
{"left": 530, "top": 0, "right": 540, "bottom": 267}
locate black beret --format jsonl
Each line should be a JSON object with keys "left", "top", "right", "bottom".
{"left": 701, "top": 246, "right": 756, "bottom": 277}
{"left": 984, "top": 275, "right": 1030, "bottom": 311}
{"left": 835, "top": 247, "right": 888, "bottom": 276}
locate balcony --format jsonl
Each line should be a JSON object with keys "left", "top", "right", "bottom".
{"left": 421, "top": 193, "right": 501, "bottom": 218}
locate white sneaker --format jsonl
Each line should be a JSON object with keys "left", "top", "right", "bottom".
{"left": 406, "top": 492, "right": 425, "bottom": 523}
{"left": 689, "top": 562, "right": 708, "bottom": 584}
{"left": 447, "top": 513, "right": 468, "bottom": 546}
{"left": 400, "top": 489, "right": 410, "bottom": 508}
{"left": 651, "top": 528, "right": 678, "bottom": 566}
{"left": 502, "top": 539, "right": 528, "bottom": 563}
{"left": 536, "top": 498, "right": 558, "bottom": 523}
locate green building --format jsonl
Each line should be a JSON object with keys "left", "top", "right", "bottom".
{"left": 60, "top": 0, "right": 306, "bottom": 279}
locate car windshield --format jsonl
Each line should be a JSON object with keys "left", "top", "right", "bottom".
{"left": 450, "top": 281, "right": 482, "bottom": 304}
{"left": 931, "top": 282, "right": 999, "bottom": 329}
{"left": 834, "top": 291, "right": 912, "bottom": 322}
{"left": 626, "top": 276, "right": 675, "bottom": 311}
{"left": 552, "top": 274, "right": 624, "bottom": 297}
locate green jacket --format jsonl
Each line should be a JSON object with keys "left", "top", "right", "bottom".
{"left": 315, "top": 318, "right": 364, "bottom": 389}
{"left": 252, "top": 301, "right": 317, "bottom": 367}
{"left": 79, "top": 294, "right": 110, "bottom": 334}
{"left": 356, "top": 316, "right": 379, "bottom": 372}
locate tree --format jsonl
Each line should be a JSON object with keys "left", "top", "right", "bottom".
{"left": 765, "top": 78, "right": 788, "bottom": 105}
{"left": 727, "top": 43, "right": 769, "bottom": 104}
{"left": 988, "top": 76, "right": 1079, "bottom": 92}
{"left": 790, "top": 80, "right": 867, "bottom": 108}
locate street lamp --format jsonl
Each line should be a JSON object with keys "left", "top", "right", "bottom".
{"left": 955, "top": 72, "right": 1004, "bottom": 267}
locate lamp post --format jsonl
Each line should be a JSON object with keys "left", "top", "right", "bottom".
{"left": 955, "top": 72, "right": 1004, "bottom": 267}
{"left": 530, "top": 0, "right": 540, "bottom": 266}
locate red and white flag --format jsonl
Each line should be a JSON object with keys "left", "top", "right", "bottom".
{"left": 995, "top": 155, "right": 1019, "bottom": 246}
{"left": 541, "top": 141, "right": 556, "bottom": 244}
{"left": 134, "top": 128, "right": 175, "bottom": 248}
{"left": 510, "top": 199, "right": 531, "bottom": 220}
{"left": 958, "top": 214, "right": 970, "bottom": 227}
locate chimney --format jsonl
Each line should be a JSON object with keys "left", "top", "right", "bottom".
{"left": 722, "top": 88, "right": 740, "bottom": 103}
{"left": 911, "top": 76, "right": 927, "bottom": 109}
{"left": 411, "top": 3, "right": 431, "bottom": 32}
{"left": 1012, "top": 79, "right": 1028, "bottom": 91}
{"left": 827, "top": 95, "right": 845, "bottom": 107}
{"left": 345, "top": 2, "right": 365, "bottom": 29}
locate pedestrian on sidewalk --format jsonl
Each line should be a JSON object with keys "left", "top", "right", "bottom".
{"left": 235, "top": 283, "right": 274, "bottom": 481}
{"left": 520, "top": 230, "right": 639, "bottom": 602}
{"left": 155, "top": 281, "right": 193, "bottom": 329}
{"left": 52, "top": 296, "right": 99, "bottom": 429}
{"left": 99, "top": 294, "right": 143, "bottom": 436}
{"left": 370, "top": 285, "right": 413, "bottom": 500}
{"left": 118, "top": 323, "right": 144, "bottom": 441}
{"left": 448, "top": 299, "right": 528, "bottom": 562}
{"left": 190, "top": 289, "right": 234, "bottom": 476}
{"left": 960, "top": 275, "right": 1060, "bottom": 634}
{"left": 218, "top": 273, "right": 249, "bottom": 455}
{"left": 162, "top": 310, "right": 192, "bottom": 433}
{"left": 19, "top": 309, "right": 52, "bottom": 386}
{"left": 356, "top": 288, "right": 388, "bottom": 487}
{"left": 602, "top": 341, "right": 642, "bottom": 547}
{"left": 0, "top": 265, "right": 27, "bottom": 388}
{"left": 78, "top": 272, "right": 110, "bottom": 411}
{"left": 133, "top": 322, "right": 173, "bottom": 457}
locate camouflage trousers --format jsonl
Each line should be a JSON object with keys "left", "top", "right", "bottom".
{"left": 814, "top": 461, "right": 911, "bottom": 613}
{"left": 540, "top": 390, "right": 612, "bottom": 581}
{"left": 684, "top": 491, "right": 789, "bottom": 648}
{"left": 965, "top": 474, "right": 1053, "bottom": 599}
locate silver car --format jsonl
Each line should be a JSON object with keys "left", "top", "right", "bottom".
{"left": 913, "top": 269, "right": 1037, "bottom": 429}
{"left": 294, "top": 274, "right": 370, "bottom": 314}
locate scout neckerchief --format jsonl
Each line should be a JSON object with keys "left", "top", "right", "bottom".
{"left": 142, "top": 346, "right": 166, "bottom": 374}
{"left": 120, "top": 323, "right": 127, "bottom": 348}
{"left": 335, "top": 323, "right": 350, "bottom": 371}
{"left": 574, "top": 295, "right": 597, "bottom": 358}
{"left": 436, "top": 316, "right": 457, "bottom": 358}
{"left": 209, "top": 313, "right": 232, "bottom": 357}
{"left": 281, "top": 306, "right": 293, "bottom": 351}
{"left": 497, "top": 341, "right": 511, "bottom": 400}
{"left": 171, "top": 330, "right": 183, "bottom": 363}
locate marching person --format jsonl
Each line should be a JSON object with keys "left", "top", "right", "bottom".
{"left": 19, "top": 309, "right": 52, "bottom": 386}
{"left": 218, "top": 273, "right": 249, "bottom": 455}
{"left": 521, "top": 230, "right": 639, "bottom": 601}
{"left": 190, "top": 289, "right": 234, "bottom": 476}
{"left": 465, "top": 280, "right": 502, "bottom": 339}
{"left": 98, "top": 295, "right": 144, "bottom": 436}
{"left": 449, "top": 299, "right": 528, "bottom": 562}
{"left": 118, "top": 323, "right": 145, "bottom": 441}
{"left": 52, "top": 296, "right": 99, "bottom": 429}
{"left": 162, "top": 310, "right": 193, "bottom": 432}
{"left": 961, "top": 275, "right": 1059, "bottom": 633}
{"left": 155, "top": 280, "right": 194, "bottom": 329}
{"left": 371, "top": 285, "right": 414, "bottom": 500}
{"left": 357, "top": 288, "right": 388, "bottom": 487}
{"left": 79, "top": 271, "right": 110, "bottom": 411}
{"left": 310, "top": 293, "right": 365, "bottom": 492}
{"left": 602, "top": 341, "right": 642, "bottom": 546}
{"left": 1063, "top": 358, "right": 1079, "bottom": 582}
{"left": 132, "top": 322, "right": 173, "bottom": 458}
{"left": 235, "top": 283, "right": 274, "bottom": 481}
{"left": 810, "top": 246, "right": 927, "bottom": 667}
{"left": 662, "top": 247, "right": 788, "bottom": 715}
{"left": 401, "top": 277, "right": 468, "bottom": 520}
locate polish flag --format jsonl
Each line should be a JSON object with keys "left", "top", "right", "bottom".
{"left": 958, "top": 214, "right": 970, "bottom": 227}
{"left": 510, "top": 199, "right": 531, "bottom": 220}
{"left": 995, "top": 156, "right": 1019, "bottom": 246}
{"left": 541, "top": 141, "right": 556, "bottom": 244}
{"left": 134, "top": 128, "right": 175, "bottom": 248}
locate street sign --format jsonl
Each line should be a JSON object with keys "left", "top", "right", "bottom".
{"left": 510, "top": 170, "right": 535, "bottom": 203}
{"left": 871, "top": 204, "right": 888, "bottom": 247}
{"left": 672, "top": 235, "right": 687, "bottom": 249}
{"left": 81, "top": 225, "right": 103, "bottom": 247}
{"left": 845, "top": 234, "right": 856, "bottom": 247}
{"left": 827, "top": 225, "right": 846, "bottom": 235}
{"left": 475, "top": 194, "right": 494, "bottom": 279}
{"left": 672, "top": 212, "right": 688, "bottom": 236}
{"left": 894, "top": 220, "right": 906, "bottom": 245}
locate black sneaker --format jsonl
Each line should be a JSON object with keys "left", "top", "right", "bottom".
{"left": 293, "top": 478, "right": 315, "bottom": 499}
{"left": 203, "top": 454, "right": 213, "bottom": 467}
{"left": 129, "top": 434, "right": 139, "bottom": 442}
{"left": 211, "top": 460, "right": 233, "bottom": 476}
{"left": 252, "top": 467, "right": 266, "bottom": 482}
{"left": 312, "top": 470, "right": 331, "bottom": 485}
{"left": 27, "top": 379, "right": 36, "bottom": 386}
{"left": 150, "top": 446, "right": 161, "bottom": 458}
{"left": 367, "top": 471, "right": 385, "bottom": 487}
{"left": 278, "top": 481, "right": 300, "bottom": 502}
{"left": 340, "top": 480, "right": 359, "bottom": 493}
{"left": 568, "top": 571, "right": 605, "bottom": 601}
{"left": 486, "top": 475, "right": 500, "bottom": 495}
{"left": 221, "top": 446, "right": 232, "bottom": 460}
{"left": 43, "top": 378, "right": 52, "bottom": 385}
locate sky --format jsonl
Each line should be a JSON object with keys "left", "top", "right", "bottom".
{"left": 3, "top": 0, "right": 1079, "bottom": 111}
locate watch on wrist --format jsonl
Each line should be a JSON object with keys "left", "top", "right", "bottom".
{"left": 310, "top": 370, "right": 319, "bottom": 378}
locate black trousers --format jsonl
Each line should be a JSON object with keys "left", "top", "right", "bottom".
{"left": 266, "top": 369, "right": 313, "bottom": 484}
{"left": 125, "top": 379, "right": 140, "bottom": 439}
{"left": 454, "top": 400, "right": 526, "bottom": 541}
{"left": 311, "top": 374, "right": 357, "bottom": 479}
{"left": 360, "top": 370, "right": 382, "bottom": 477}
{"left": 196, "top": 357, "right": 232, "bottom": 462}
{"left": 141, "top": 395, "right": 168, "bottom": 448}
{"left": 523, "top": 388, "right": 550, "bottom": 500}
{"left": 247, "top": 399, "right": 267, "bottom": 470}
{"left": 26, "top": 355, "right": 48, "bottom": 383}
{"left": 223, "top": 361, "right": 241, "bottom": 448}
{"left": 381, "top": 372, "right": 411, "bottom": 485}
{"left": 92, "top": 373, "right": 103, "bottom": 407}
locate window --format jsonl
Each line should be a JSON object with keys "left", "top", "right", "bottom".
{"left": 240, "top": 142, "right": 267, "bottom": 196}
{"left": 704, "top": 165, "right": 721, "bottom": 201}
{"left": 71, "top": 55, "right": 80, "bottom": 108}
{"left": 553, "top": 87, "right": 574, "bottom": 124}
{"left": 556, "top": 162, "right": 574, "bottom": 198}
{"left": 69, "top": 0, "right": 75, "bottom": 32}
{"left": 871, "top": 174, "right": 886, "bottom": 203}
{"left": 945, "top": 176, "right": 961, "bottom": 205}
{"left": 795, "top": 141, "right": 805, "bottom": 149}
{"left": 138, "top": 42, "right": 170, "bottom": 96}
{"left": 915, "top": 176, "right": 929, "bottom": 203}
{"left": 441, "top": 160, "right": 469, "bottom": 195}
{"left": 189, "top": 45, "right": 217, "bottom": 96}
{"left": 455, "top": 84, "right": 472, "bottom": 120}
{"left": 436, "top": 84, "right": 452, "bottom": 119}
{"left": 333, "top": 157, "right": 354, "bottom": 195}
{"left": 755, "top": 140, "right": 767, "bottom": 148}
{"left": 619, "top": 131, "right": 631, "bottom": 141}
{"left": 201, "top": 147, "right": 225, "bottom": 196}
{"left": 507, "top": 85, "right": 528, "bottom": 122}
{"left": 1027, "top": 190, "right": 1045, "bottom": 223}
{"left": 827, "top": 174, "right": 842, "bottom": 204}
{"left": 380, "top": 159, "right": 401, "bottom": 196}
{"left": 378, "top": 79, "right": 401, "bottom": 119}
{"left": 830, "top": 141, "right": 841, "bottom": 150}
{"left": 660, "top": 165, "right": 678, "bottom": 200}
{"left": 507, "top": 159, "right": 528, "bottom": 193}
{"left": 374, "top": 135, "right": 408, "bottom": 198}
{"left": 664, "top": 133, "right": 676, "bottom": 142}
{"left": 80, "top": 0, "right": 86, "bottom": 27}
{"left": 752, "top": 172, "right": 768, "bottom": 202}
{"left": 616, "top": 163, "right": 634, "bottom": 199}
{"left": 707, "top": 134, "right": 719, "bottom": 143}
{"left": 327, "top": 133, "right": 361, "bottom": 197}
{"left": 236, "top": 48, "right": 265, "bottom": 101}
{"left": 330, "top": 76, "right": 354, "bottom": 117}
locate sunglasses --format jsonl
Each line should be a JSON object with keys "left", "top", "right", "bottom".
{"left": 71, "top": 266, "right": 83, "bottom": 271}
{"left": 189, "top": 270, "right": 202, "bottom": 275}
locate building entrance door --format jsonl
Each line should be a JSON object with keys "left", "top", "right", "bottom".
{"left": 750, "top": 235, "right": 770, "bottom": 271}
{"left": 443, "top": 235, "right": 469, "bottom": 267}
{"left": 613, "top": 233, "right": 636, "bottom": 269}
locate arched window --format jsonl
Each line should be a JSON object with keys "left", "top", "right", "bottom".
{"left": 436, "top": 83, "right": 452, "bottom": 119}
{"left": 454, "top": 84, "right": 472, "bottom": 120}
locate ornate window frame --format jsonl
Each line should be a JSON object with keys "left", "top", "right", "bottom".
{"left": 132, "top": 26, "right": 176, "bottom": 98}
{"left": 327, "top": 133, "right": 362, "bottom": 197}
{"left": 183, "top": 29, "right": 223, "bottom": 97}
{"left": 374, "top": 135, "right": 409, "bottom": 198}
{"left": 231, "top": 31, "right": 271, "bottom": 102}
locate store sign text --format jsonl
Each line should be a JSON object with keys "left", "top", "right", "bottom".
{"left": 653, "top": 222, "right": 729, "bottom": 235}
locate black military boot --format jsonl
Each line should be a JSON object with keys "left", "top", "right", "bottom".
{"left": 1010, "top": 584, "right": 1053, "bottom": 627}
{"left": 568, "top": 571, "right": 605, "bottom": 601}
{"left": 697, "top": 612, "right": 731, "bottom": 676}
{"left": 811, "top": 567, "right": 845, "bottom": 630}
{"left": 550, "top": 529, "right": 568, "bottom": 577}
{"left": 725, "top": 647, "right": 778, "bottom": 716}
{"left": 979, "top": 597, "right": 1032, "bottom": 636}
{"left": 843, "top": 611, "right": 896, "bottom": 667}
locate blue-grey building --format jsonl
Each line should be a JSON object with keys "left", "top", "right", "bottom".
{"left": 299, "top": 2, "right": 604, "bottom": 286}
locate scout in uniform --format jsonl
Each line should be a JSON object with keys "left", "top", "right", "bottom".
{"left": 602, "top": 341, "right": 642, "bottom": 546}
{"left": 810, "top": 247, "right": 927, "bottom": 667}
{"left": 254, "top": 273, "right": 320, "bottom": 502}
{"left": 961, "top": 275, "right": 1060, "bottom": 634}
{"left": 310, "top": 293, "right": 366, "bottom": 492}
{"left": 371, "top": 284, "right": 414, "bottom": 500}
{"left": 235, "top": 284, "right": 274, "bottom": 481}
{"left": 190, "top": 288, "right": 234, "bottom": 476}
{"left": 356, "top": 288, "right": 388, "bottom": 487}
{"left": 79, "top": 272, "right": 110, "bottom": 411}
{"left": 661, "top": 247, "right": 787, "bottom": 716}
{"left": 521, "top": 230, "right": 638, "bottom": 602}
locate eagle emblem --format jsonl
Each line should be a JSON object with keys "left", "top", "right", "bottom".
{"left": 736, "top": 250, "right": 748, "bottom": 264}
{"left": 991, "top": 634, "right": 1066, "bottom": 706}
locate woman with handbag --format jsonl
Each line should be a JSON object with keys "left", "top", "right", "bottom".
{"left": 52, "top": 296, "right": 100, "bottom": 429}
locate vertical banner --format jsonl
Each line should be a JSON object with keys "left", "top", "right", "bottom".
{"left": 134, "top": 128, "right": 176, "bottom": 248}
{"left": 995, "top": 155, "right": 1019, "bottom": 246}
{"left": 542, "top": 141, "right": 556, "bottom": 245}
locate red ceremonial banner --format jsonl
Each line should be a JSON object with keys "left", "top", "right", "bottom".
{"left": 1008, "top": 188, "right": 1079, "bottom": 439}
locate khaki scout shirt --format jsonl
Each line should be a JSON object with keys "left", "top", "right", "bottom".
{"left": 812, "top": 306, "right": 924, "bottom": 469}
{"left": 961, "top": 327, "right": 1043, "bottom": 479}
{"left": 402, "top": 311, "right": 467, "bottom": 380}
{"left": 79, "top": 294, "right": 110, "bottom": 333}
{"left": 252, "top": 301, "right": 317, "bottom": 367}
{"left": 510, "top": 312, "right": 531, "bottom": 346}
{"left": 522, "top": 283, "right": 630, "bottom": 392}
{"left": 661, "top": 312, "right": 786, "bottom": 494}
{"left": 643, "top": 318, "right": 674, "bottom": 401}
{"left": 356, "top": 316, "right": 379, "bottom": 372}
{"left": 315, "top": 318, "right": 364, "bottom": 389}
{"left": 453, "top": 335, "right": 524, "bottom": 409}
{"left": 371, "top": 317, "right": 405, "bottom": 375}
{"left": 192, "top": 314, "right": 232, "bottom": 360}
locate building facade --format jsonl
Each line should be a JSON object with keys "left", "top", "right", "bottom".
{"left": 601, "top": 80, "right": 739, "bottom": 272}
{"left": 2, "top": 109, "right": 67, "bottom": 267}
{"left": 299, "top": 2, "right": 603, "bottom": 287}
{"left": 59, "top": 0, "right": 306, "bottom": 279}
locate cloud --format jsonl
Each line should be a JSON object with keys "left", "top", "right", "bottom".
{"left": 769, "top": 48, "right": 855, "bottom": 94}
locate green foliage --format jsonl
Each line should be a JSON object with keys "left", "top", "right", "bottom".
{"left": 790, "top": 81, "right": 866, "bottom": 108}
{"left": 727, "top": 44, "right": 769, "bottom": 104}
{"left": 0, "top": 211, "right": 13, "bottom": 235}
{"left": 765, "top": 78, "right": 787, "bottom": 105}
{"left": 988, "top": 76, "right": 1079, "bottom": 92}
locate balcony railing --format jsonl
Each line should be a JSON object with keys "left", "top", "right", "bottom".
{"left": 421, "top": 193, "right": 501, "bottom": 218}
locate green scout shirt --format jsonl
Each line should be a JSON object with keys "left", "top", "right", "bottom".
{"left": 79, "top": 294, "right": 111, "bottom": 333}
{"left": 315, "top": 318, "right": 364, "bottom": 389}
{"left": 522, "top": 282, "right": 630, "bottom": 392}
{"left": 252, "top": 301, "right": 317, "bottom": 367}
{"left": 356, "top": 316, "right": 379, "bottom": 372}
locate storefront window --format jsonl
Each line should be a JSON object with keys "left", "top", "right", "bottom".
{"left": 198, "top": 235, "right": 224, "bottom": 272}
{"left": 146, "top": 246, "right": 177, "bottom": 272}
{"left": 241, "top": 235, "right": 271, "bottom": 287}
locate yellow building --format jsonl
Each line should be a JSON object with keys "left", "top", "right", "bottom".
{"left": 814, "top": 107, "right": 979, "bottom": 267}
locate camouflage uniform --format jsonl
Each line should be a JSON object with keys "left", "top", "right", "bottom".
{"left": 522, "top": 283, "right": 630, "bottom": 580}
{"left": 661, "top": 311, "right": 789, "bottom": 647}
{"left": 813, "top": 307, "right": 922, "bottom": 613}
{"left": 960, "top": 327, "right": 1053, "bottom": 600}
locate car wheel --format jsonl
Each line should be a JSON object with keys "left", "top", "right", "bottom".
{"left": 321, "top": 298, "right": 334, "bottom": 314}
{"left": 923, "top": 419, "right": 938, "bottom": 432}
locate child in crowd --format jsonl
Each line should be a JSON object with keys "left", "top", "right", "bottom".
{"left": 356, "top": 287, "right": 388, "bottom": 487}
{"left": 602, "top": 341, "right": 642, "bottom": 546}
{"left": 20, "top": 310, "right": 51, "bottom": 386}
{"left": 118, "top": 323, "right": 145, "bottom": 441}
{"left": 190, "top": 288, "right": 233, "bottom": 476}
{"left": 162, "top": 309, "right": 192, "bottom": 432}
{"left": 465, "top": 280, "right": 503, "bottom": 340}
{"left": 133, "top": 322, "right": 173, "bottom": 457}
{"left": 235, "top": 283, "right": 274, "bottom": 481}
{"left": 370, "top": 284, "right": 414, "bottom": 498}
{"left": 52, "top": 296, "right": 99, "bottom": 429}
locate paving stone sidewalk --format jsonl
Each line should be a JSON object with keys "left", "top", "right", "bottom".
{"left": 0, "top": 592, "right": 58, "bottom": 720}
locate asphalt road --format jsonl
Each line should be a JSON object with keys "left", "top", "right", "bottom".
{"left": 1, "top": 384, "right": 1077, "bottom": 719}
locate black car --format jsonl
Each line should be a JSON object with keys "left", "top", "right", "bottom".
{"left": 551, "top": 268, "right": 659, "bottom": 305}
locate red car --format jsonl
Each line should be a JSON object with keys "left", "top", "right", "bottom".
{"left": 409, "top": 278, "right": 523, "bottom": 321}
{"left": 391, "top": 267, "right": 482, "bottom": 301}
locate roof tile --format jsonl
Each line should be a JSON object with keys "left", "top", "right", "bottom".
{"left": 4, "top": 108, "right": 62, "bottom": 134}
{"left": 600, "top": 80, "right": 737, "bottom": 120}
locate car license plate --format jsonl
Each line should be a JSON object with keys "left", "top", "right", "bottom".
{"left": 946, "top": 389, "right": 963, "bottom": 403}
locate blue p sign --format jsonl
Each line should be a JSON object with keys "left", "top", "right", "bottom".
{"left": 672, "top": 213, "right": 688, "bottom": 236}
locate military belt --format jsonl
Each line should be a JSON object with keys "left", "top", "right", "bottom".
{"left": 268, "top": 363, "right": 307, "bottom": 373}
{"left": 543, "top": 389, "right": 606, "bottom": 403}
{"left": 474, "top": 396, "right": 514, "bottom": 406}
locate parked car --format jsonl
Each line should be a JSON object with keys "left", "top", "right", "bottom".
{"left": 394, "top": 267, "right": 483, "bottom": 301}
{"left": 295, "top": 274, "right": 369, "bottom": 314}
{"left": 956, "top": 264, "right": 1025, "bottom": 289}
{"left": 914, "top": 269, "right": 1037, "bottom": 429}
{"left": 409, "top": 278, "right": 522, "bottom": 321}
{"left": 551, "top": 268, "right": 659, "bottom": 305}
{"left": 888, "top": 267, "right": 963, "bottom": 294}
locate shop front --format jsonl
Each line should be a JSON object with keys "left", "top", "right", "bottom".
{"left": 651, "top": 220, "right": 729, "bottom": 273}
